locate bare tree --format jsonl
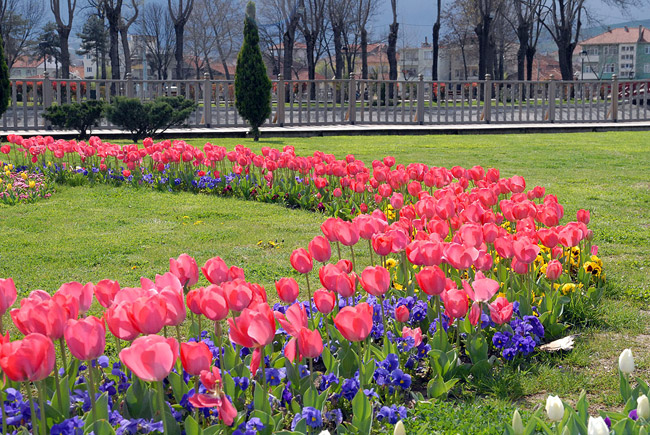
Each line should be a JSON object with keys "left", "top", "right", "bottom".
{"left": 139, "top": 3, "right": 175, "bottom": 79}
{"left": 0, "top": 0, "right": 44, "bottom": 68}
{"left": 352, "top": 0, "right": 374, "bottom": 79}
{"left": 119, "top": 0, "right": 139, "bottom": 77}
{"left": 168, "top": 0, "right": 195, "bottom": 79}
{"left": 327, "top": 0, "right": 353, "bottom": 79}
{"left": 471, "top": 0, "right": 504, "bottom": 80}
{"left": 204, "top": 0, "right": 242, "bottom": 80}
{"left": 299, "top": 0, "right": 326, "bottom": 96}
{"left": 102, "top": 0, "right": 123, "bottom": 80}
{"left": 442, "top": 1, "right": 475, "bottom": 80}
{"left": 49, "top": 0, "right": 77, "bottom": 79}
{"left": 502, "top": 0, "right": 546, "bottom": 80}
{"left": 257, "top": 0, "right": 286, "bottom": 77}
{"left": 387, "top": 0, "right": 398, "bottom": 84}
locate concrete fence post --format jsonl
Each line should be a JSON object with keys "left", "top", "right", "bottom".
{"left": 125, "top": 73, "right": 134, "bottom": 98}
{"left": 484, "top": 74, "right": 492, "bottom": 123}
{"left": 548, "top": 74, "right": 556, "bottom": 123}
{"left": 417, "top": 74, "right": 425, "bottom": 124}
{"left": 611, "top": 74, "right": 618, "bottom": 122}
{"left": 43, "top": 72, "right": 52, "bottom": 128}
{"left": 348, "top": 73, "right": 357, "bottom": 124}
{"left": 277, "top": 74, "right": 285, "bottom": 126}
{"left": 203, "top": 72, "right": 212, "bottom": 127}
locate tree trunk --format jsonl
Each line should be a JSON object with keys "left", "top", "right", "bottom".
{"left": 557, "top": 39, "right": 575, "bottom": 81}
{"left": 101, "top": 50, "right": 107, "bottom": 80}
{"left": 475, "top": 15, "right": 491, "bottom": 80}
{"left": 525, "top": 47, "right": 535, "bottom": 81}
{"left": 174, "top": 23, "right": 185, "bottom": 79}
{"left": 361, "top": 28, "right": 368, "bottom": 80}
{"left": 108, "top": 16, "right": 121, "bottom": 80}
{"left": 305, "top": 34, "right": 316, "bottom": 99}
{"left": 432, "top": 0, "right": 441, "bottom": 80}
{"left": 387, "top": 22, "right": 398, "bottom": 100}
{"left": 58, "top": 27, "right": 71, "bottom": 79}
{"left": 120, "top": 26, "right": 132, "bottom": 76}
{"left": 332, "top": 25, "right": 343, "bottom": 79}
{"left": 516, "top": 22, "right": 529, "bottom": 81}
{"left": 282, "top": 24, "right": 297, "bottom": 102}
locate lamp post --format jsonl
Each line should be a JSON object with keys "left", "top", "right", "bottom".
{"left": 580, "top": 49, "right": 587, "bottom": 80}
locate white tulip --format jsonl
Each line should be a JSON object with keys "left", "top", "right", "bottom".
{"left": 317, "top": 431, "right": 331, "bottom": 435}
{"left": 618, "top": 349, "right": 635, "bottom": 374}
{"left": 587, "top": 416, "right": 609, "bottom": 435}
{"left": 545, "top": 395, "right": 564, "bottom": 422}
{"left": 638, "top": 394, "right": 650, "bottom": 420}
{"left": 512, "top": 409, "right": 524, "bottom": 435}
{"left": 394, "top": 420, "right": 406, "bottom": 435}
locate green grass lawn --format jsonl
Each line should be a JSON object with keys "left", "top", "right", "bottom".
{"left": 1, "top": 131, "right": 649, "bottom": 432}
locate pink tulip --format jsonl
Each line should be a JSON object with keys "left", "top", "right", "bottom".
{"left": 159, "top": 287, "right": 186, "bottom": 326}
{"left": 359, "top": 266, "right": 391, "bottom": 297}
{"left": 313, "top": 289, "right": 336, "bottom": 314}
{"left": 334, "top": 220, "right": 360, "bottom": 246}
{"left": 275, "top": 303, "right": 308, "bottom": 337}
{"left": 57, "top": 281, "right": 94, "bottom": 314}
{"left": 469, "top": 303, "right": 481, "bottom": 326}
{"left": 463, "top": 274, "right": 500, "bottom": 303}
{"left": 308, "top": 236, "right": 331, "bottom": 263}
{"left": 443, "top": 288, "right": 469, "bottom": 319}
{"left": 577, "top": 209, "right": 590, "bottom": 225}
{"left": 11, "top": 298, "right": 67, "bottom": 340}
{"left": 222, "top": 279, "right": 253, "bottom": 312}
{"left": 545, "top": 260, "right": 563, "bottom": 281}
{"left": 0, "top": 278, "right": 17, "bottom": 315}
{"left": 333, "top": 302, "right": 373, "bottom": 342}
{"left": 93, "top": 279, "right": 120, "bottom": 308}
{"left": 186, "top": 288, "right": 202, "bottom": 315}
{"left": 169, "top": 253, "right": 199, "bottom": 287}
{"left": 416, "top": 266, "right": 446, "bottom": 296}
{"left": 181, "top": 342, "right": 213, "bottom": 376}
{"left": 105, "top": 301, "right": 140, "bottom": 341}
{"left": 202, "top": 257, "right": 229, "bottom": 285}
{"left": 297, "top": 327, "right": 323, "bottom": 359}
{"left": 199, "top": 285, "right": 229, "bottom": 321}
{"left": 489, "top": 297, "right": 513, "bottom": 325}
{"left": 189, "top": 366, "right": 237, "bottom": 426}
{"left": 64, "top": 316, "right": 106, "bottom": 361}
{"left": 227, "top": 303, "right": 276, "bottom": 349}
{"left": 290, "top": 248, "right": 313, "bottom": 274}
{"left": 128, "top": 293, "right": 167, "bottom": 335}
{"left": 319, "top": 264, "right": 356, "bottom": 298}
{"left": 401, "top": 326, "right": 422, "bottom": 347}
{"left": 275, "top": 277, "right": 300, "bottom": 304}
{"left": 119, "top": 335, "right": 179, "bottom": 382}
{"left": 395, "top": 305, "right": 410, "bottom": 322}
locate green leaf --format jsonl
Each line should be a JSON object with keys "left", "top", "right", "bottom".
{"left": 168, "top": 371, "right": 189, "bottom": 404}
{"left": 184, "top": 416, "right": 201, "bottom": 435}
{"left": 322, "top": 347, "right": 339, "bottom": 375}
{"left": 351, "top": 390, "right": 373, "bottom": 435}
{"left": 253, "top": 381, "right": 272, "bottom": 415}
{"left": 50, "top": 374, "right": 70, "bottom": 419}
{"left": 251, "top": 410, "right": 275, "bottom": 435}
{"left": 620, "top": 371, "right": 632, "bottom": 402}
{"left": 223, "top": 342, "right": 237, "bottom": 371}
{"left": 467, "top": 332, "right": 489, "bottom": 365}
{"left": 304, "top": 386, "right": 318, "bottom": 408}
{"left": 84, "top": 392, "right": 110, "bottom": 431}
{"left": 339, "top": 346, "right": 358, "bottom": 379}
{"left": 83, "top": 420, "right": 116, "bottom": 435}
{"left": 125, "top": 378, "right": 154, "bottom": 419}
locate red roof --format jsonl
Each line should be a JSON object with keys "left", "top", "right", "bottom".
{"left": 580, "top": 26, "right": 650, "bottom": 45}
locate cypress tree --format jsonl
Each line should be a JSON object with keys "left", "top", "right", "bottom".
{"left": 235, "top": 1, "right": 271, "bottom": 141}
{"left": 0, "top": 33, "right": 10, "bottom": 118}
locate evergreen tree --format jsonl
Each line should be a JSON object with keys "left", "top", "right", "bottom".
{"left": 34, "top": 23, "right": 61, "bottom": 77}
{"left": 234, "top": 1, "right": 271, "bottom": 142}
{"left": 0, "top": 32, "right": 10, "bottom": 119}
{"left": 77, "top": 16, "right": 107, "bottom": 79}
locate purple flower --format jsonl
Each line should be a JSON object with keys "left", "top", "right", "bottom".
{"left": 391, "top": 369, "right": 412, "bottom": 389}
{"left": 302, "top": 407, "right": 323, "bottom": 428}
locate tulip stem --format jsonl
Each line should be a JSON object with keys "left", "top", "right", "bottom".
{"left": 36, "top": 382, "right": 47, "bottom": 435}
{"left": 350, "top": 246, "right": 356, "bottom": 273}
{"left": 215, "top": 321, "right": 224, "bottom": 369}
{"left": 380, "top": 295, "right": 388, "bottom": 347}
{"left": 58, "top": 338, "right": 68, "bottom": 375}
{"left": 336, "top": 241, "right": 342, "bottom": 261}
{"left": 156, "top": 381, "right": 169, "bottom": 435}
{"left": 357, "top": 341, "right": 364, "bottom": 391}
{"left": 260, "top": 346, "right": 267, "bottom": 391}
{"left": 52, "top": 358, "right": 65, "bottom": 417}
{"left": 368, "top": 239, "right": 375, "bottom": 266}
{"left": 175, "top": 325, "right": 183, "bottom": 373}
{"left": 24, "top": 382, "right": 38, "bottom": 435}
{"left": 0, "top": 381, "right": 6, "bottom": 435}
{"left": 309, "top": 357, "right": 315, "bottom": 390}
{"left": 197, "top": 316, "right": 203, "bottom": 340}
{"left": 193, "top": 376, "right": 200, "bottom": 424}
{"left": 87, "top": 362, "right": 99, "bottom": 432}
{"left": 305, "top": 273, "right": 315, "bottom": 330}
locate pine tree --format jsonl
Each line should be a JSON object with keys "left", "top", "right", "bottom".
{"left": 235, "top": 1, "right": 271, "bottom": 142}
{"left": 77, "top": 16, "right": 108, "bottom": 79}
{"left": 0, "top": 32, "right": 10, "bottom": 118}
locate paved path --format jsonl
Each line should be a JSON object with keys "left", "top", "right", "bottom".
{"left": 3, "top": 121, "right": 650, "bottom": 140}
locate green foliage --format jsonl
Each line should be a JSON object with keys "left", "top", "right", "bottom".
{"left": 0, "top": 32, "right": 11, "bottom": 118}
{"left": 43, "top": 100, "right": 106, "bottom": 139}
{"left": 235, "top": 1, "right": 271, "bottom": 141}
{"left": 104, "top": 96, "right": 197, "bottom": 141}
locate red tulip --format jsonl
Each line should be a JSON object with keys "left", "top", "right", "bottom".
{"left": 222, "top": 279, "right": 253, "bottom": 313}
{"left": 513, "top": 238, "right": 540, "bottom": 264}
{"left": 202, "top": 257, "right": 229, "bottom": 285}
{"left": 64, "top": 316, "right": 106, "bottom": 361}
{"left": 0, "top": 278, "right": 17, "bottom": 315}
{"left": 494, "top": 236, "right": 514, "bottom": 259}
{"left": 159, "top": 286, "right": 186, "bottom": 327}
{"left": 371, "top": 233, "right": 392, "bottom": 256}
{"left": 119, "top": 335, "right": 179, "bottom": 382}
{"left": 313, "top": 289, "right": 336, "bottom": 314}
{"left": 415, "top": 266, "right": 446, "bottom": 296}
{"left": 334, "top": 220, "right": 360, "bottom": 246}
{"left": 406, "top": 240, "right": 443, "bottom": 266}
{"left": 469, "top": 303, "right": 481, "bottom": 326}
{"left": 395, "top": 305, "right": 410, "bottom": 322}
{"left": 333, "top": 302, "right": 373, "bottom": 342}
{"left": 105, "top": 301, "right": 140, "bottom": 341}
{"left": 186, "top": 288, "right": 202, "bottom": 315}
{"left": 401, "top": 326, "right": 422, "bottom": 347}
{"left": 321, "top": 218, "right": 342, "bottom": 242}
{"left": 170, "top": 254, "right": 199, "bottom": 287}
{"left": 51, "top": 291, "right": 80, "bottom": 321}
{"left": 298, "top": 327, "right": 323, "bottom": 359}
{"left": 189, "top": 366, "right": 238, "bottom": 426}
{"left": 228, "top": 266, "right": 245, "bottom": 281}
{"left": 390, "top": 192, "right": 404, "bottom": 210}
{"left": 290, "top": 248, "right": 313, "bottom": 274}
{"left": 359, "top": 266, "right": 391, "bottom": 297}
{"left": 308, "top": 236, "right": 331, "bottom": 263}
{"left": 445, "top": 243, "right": 479, "bottom": 270}
{"left": 227, "top": 303, "right": 276, "bottom": 349}
{"left": 275, "top": 277, "right": 299, "bottom": 304}
{"left": 511, "top": 257, "right": 530, "bottom": 274}
{"left": 0, "top": 333, "right": 55, "bottom": 382}
{"left": 199, "top": 285, "right": 229, "bottom": 321}
{"left": 576, "top": 209, "right": 590, "bottom": 225}
{"left": 274, "top": 303, "right": 308, "bottom": 337}
{"left": 181, "top": 342, "right": 213, "bottom": 376}
{"left": 545, "top": 260, "right": 563, "bottom": 281}
{"left": 489, "top": 296, "right": 514, "bottom": 325}
{"left": 443, "top": 288, "right": 469, "bottom": 319}
{"left": 335, "top": 259, "right": 353, "bottom": 274}
{"left": 94, "top": 279, "right": 120, "bottom": 308}
{"left": 128, "top": 293, "right": 167, "bottom": 335}
{"left": 57, "top": 281, "right": 94, "bottom": 314}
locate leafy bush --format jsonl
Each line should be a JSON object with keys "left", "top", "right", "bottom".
{"left": 104, "top": 96, "right": 197, "bottom": 142}
{"left": 42, "top": 100, "right": 106, "bottom": 139}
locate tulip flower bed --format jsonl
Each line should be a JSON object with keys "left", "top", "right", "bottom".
{"left": 0, "top": 134, "right": 611, "bottom": 434}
